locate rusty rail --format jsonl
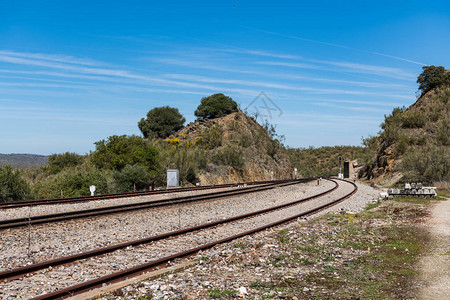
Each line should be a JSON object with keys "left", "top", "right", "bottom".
{"left": 0, "top": 179, "right": 307, "bottom": 230}
{"left": 0, "top": 179, "right": 336, "bottom": 281}
{"left": 0, "top": 179, "right": 287, "bottom": 210}
{"left": 30, "top": 179, "right": 357, "bottom": 300}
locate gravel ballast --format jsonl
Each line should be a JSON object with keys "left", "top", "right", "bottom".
{"left": 0, "top": 180, "right": 382, "bottom": 299}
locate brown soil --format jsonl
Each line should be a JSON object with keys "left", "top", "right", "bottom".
{"left": 417, "top": 199, "right": 450, "bottom": 299}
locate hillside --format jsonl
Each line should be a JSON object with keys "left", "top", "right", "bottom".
{"left": 0, "top": 154, "right": 48, "bottom": 168}
{"left": 287, "top": 146, "right": 371, "bottom": 177}
{"left": 361, "top": 83, "right": 450, "bottom": 186}
{"left": 160, "top": 110, "right": 292, "bottom": 184}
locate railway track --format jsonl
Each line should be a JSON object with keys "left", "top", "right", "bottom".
{"left": 0, "top": 179, "right": 357, "bottom": 299}
{"left": 0, "top": 179, "right": 306, "bottom": 230}
{"left": 0, "top": 179, "right": 282, "bottom": 210}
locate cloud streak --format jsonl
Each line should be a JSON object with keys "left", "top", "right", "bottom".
{"left": 241, "top": 26, "right": 426, "bottom": 66}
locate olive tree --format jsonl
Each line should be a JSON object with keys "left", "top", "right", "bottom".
{"left": 138, "top": 106, "right": 185, "bottom": 139}
{"left": 194, "top": 93, "right": 238, "bottom": 119}
{"left": 417, "top": 65, "right": 449, "bottom": 96}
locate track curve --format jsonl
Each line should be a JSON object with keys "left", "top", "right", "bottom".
{"left": 0, "top": 179, "right": 357, "bottom": 299}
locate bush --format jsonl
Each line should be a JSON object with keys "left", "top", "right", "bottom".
{"left": 0, "top": 165, "right": 31, "bottom": 202}
{"left": 138, "top": 106, "right": 185, "bottom": 139}
{"left": 150, "top": 140, "right": 207, "bottom": 186}
{"left": 112, "top": 164, "right": 151, "bottom": 192}
{"left": 33, "top": 164, "right": 110, "bottom": 199}
{"left": 400, "top": 111, "right": 425, "bottom": 128}
{"left": 417, "top": 66, "right": 450, "bottom": 96}
{"left": 47, "top": 152, "right": 83, "bottom": 174}
{"left": 261, "top": 121, "right": 285, "bottom": 158}
{"left": 401, "top": 145, "right": 450, "bottom": 183}
{"left": 91, "top": 135, "right": 159, "bottom": 172}
{"left": 396, "top": 134, "right": 408, "bottom": 155}
{"left": 194, "top": 93, "right": 238, "bottom": 119}
{"left": 200, "top": 124, "right": 223, "bottom": 149}
{"left": 212, "top": 145, "right": 244, "bottom": 170}
{"left": 379, "top": 107, "right": 406, "bottom": 144}
{"left": 437, "top": 120, "right": 450, "bottom": 146}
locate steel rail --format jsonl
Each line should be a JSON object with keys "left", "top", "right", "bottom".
{"left": 29, "top": 179, "right": 357, "bottom": 300}
{"left": 0, "top": 179, "right": 283, "bottom": 210}
{"left": 0, "top": 179, "right": 337, "bottom": 281}
{"left": 0, "top": 179, "right": 307, "bottom": 230}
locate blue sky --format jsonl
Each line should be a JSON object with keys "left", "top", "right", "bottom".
{"left": 1, "top": 0, "right": 449, "bottom": 155}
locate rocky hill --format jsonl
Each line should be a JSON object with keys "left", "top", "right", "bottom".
{"left": 361, "top": 82, "right": 450, "bottom": 186}
{"left": 167, "top": 110, "right": 292, "bottom": 184}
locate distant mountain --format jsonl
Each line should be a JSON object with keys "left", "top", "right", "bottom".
{"left": 0, "top": 154, "right": 48, "bottom": 168}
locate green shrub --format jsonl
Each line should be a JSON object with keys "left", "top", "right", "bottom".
{"left": 379, "top": 107, "right": 405, "bottom": 144}
{"left": 396, "top": 134, "right": 408, "bottom": 155}
{"left": 138, "top": 106, "right": 185, "bottom": 139}
{"left": 91, "top": 135, "right": 159, "bottom": 172}
{"left": 401, "top": 145, "right": 450, "bottom": 183}
{"left": 150, "top": 141, "right": 207, "bottom": 186}
{"left": 201, "top": 124, "right": 223, "bottom": 149}
{"left": 47, "top": 152, "right": 83, "bottom": 174}
{"left": 437, "top": 120, "right": 450, "bottom": 146}
{"left": 400, "top": 111, "right": 425, "bottom": 128}
{"left": 33, "top": 164, "right": 110, "bottom": 199}
{"left": 212, "top": 145, "right": 244, "bottom": 170}
{"left": 0, "top": 165, "right": 31, "bottom": 202}
{"left": 112, "top": 164, "right": 151, "bottom": 192}
{"left": 417, "top": 65, "right": 450, "bottom": 96}
{"left": 194, "top": 93, "right": 238, "bottom": 119}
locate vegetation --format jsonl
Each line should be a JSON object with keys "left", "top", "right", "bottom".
{"left": 91, "top": 135, "right": 159, "bottom": 172}
{"left": 3, "top": 96, "right": 291, "bottom": 202}
{"left": 362, "top": 66, "right": 450, "bottom": 184}
{"left": 47, "top": 152, "right": 83, "bottom": 174}
{"left": 33, "top": 163, "right": 110, "bottom": 198}
{"left": 401, "top": 145, "right": 449, "bottom": 183}
{"left": 0, "top": 165, "right": 31, "bottom": 202}
{"left": 417, "top": 65, "right": 450, "bottom": 96}
{"left": 194, "top": 93, "right": 238, "bottom": 119}
{"left": 138, "top": 106, "right": 185, "bottom": 139}
{"left": 112, "top": 164, "right": 152, "bottom": 193}
{"left": 288, "top": 145, "right": 371, "bottom": 177}
{"left": 212, "top": 145, "right": 244, "bottom": 170}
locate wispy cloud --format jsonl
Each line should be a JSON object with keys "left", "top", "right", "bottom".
{"left": 0, "top": 50, "right": 103, "bottom": 66}
{"left": 256, "top": 60, "right": 415, "bottom": 80}
{"left": 165, "top": 73, "right": 412, "bottom": 99}
{"left": 241, "top": 26, "right": 426, "bottom": 66}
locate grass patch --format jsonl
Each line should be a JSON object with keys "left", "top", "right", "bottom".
{"left": 365, "top": 200, "right": 382, "bottom": 210}
{"left": 295, "top": 202, "right": 429, "bottom": 299}
{"left": 233, "top": 242, "right": 246, "bottom": 249}
{"left": 208, "top": 288, "right": 237, "bottom": 298}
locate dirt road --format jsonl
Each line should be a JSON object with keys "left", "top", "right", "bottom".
{"left": 418, "top": 199, "right": 450, "bottom": 299}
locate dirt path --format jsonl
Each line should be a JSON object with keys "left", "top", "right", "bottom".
{"left": 418, "top": 199, "right": 450, "bottom": 299}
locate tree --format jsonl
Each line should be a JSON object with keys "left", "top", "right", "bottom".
{"left": 0, "top": 165, "right": 31, "bottom": 202}
{"left": 194, "top": 93, "right": 238, "bottom": 119}
{"left": 91, "top": 135, "right": 159, "bottom": 172}
{"left": 47, "top": 152, "right": 83, "bottom": 174}
{"left": 417, "top": 66, "right": 449, "bottom": 96}
{"left": 138, "top": 106, "right": 185, "bottom": 139}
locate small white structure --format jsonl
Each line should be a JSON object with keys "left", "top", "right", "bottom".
{"left": 167, "top": 169, "right": 180, "bottom": 188}
{"left": 89, "top": 185, "right": 96, "bottom": 196}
